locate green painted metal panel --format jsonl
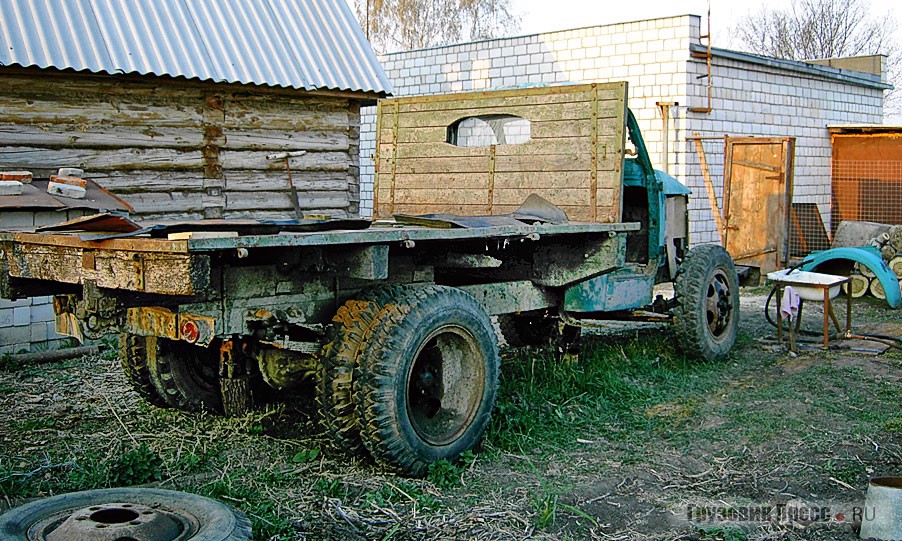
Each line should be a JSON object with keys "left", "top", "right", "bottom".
{"left": 563, "top": 268, "right": 655, "bottom": 312}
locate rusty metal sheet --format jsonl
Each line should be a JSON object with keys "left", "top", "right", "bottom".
{"left": 125, "top": 306, "right": 217, "bottom": 346}
{"left": 36, "top": 212, "right": 142, "bottom": 233}
{"left": 0, "top": 179, "right": 132, "bottom": 212}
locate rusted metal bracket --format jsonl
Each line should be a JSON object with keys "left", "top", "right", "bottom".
{"left": 76, "top": 280, "right": 122, "bottom": 339}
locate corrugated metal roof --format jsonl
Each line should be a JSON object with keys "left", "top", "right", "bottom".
{"left": 0, "top": 0, "right": 392, "bottom": 96}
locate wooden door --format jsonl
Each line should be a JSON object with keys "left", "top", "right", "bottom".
{"left": 722, "top": 137, "right": 795, "bottom": 276}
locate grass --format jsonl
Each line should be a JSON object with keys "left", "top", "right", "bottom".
{"left": 1, "top": 311, "right": 900, "bottom": 540}
{"left": 486, "top": 331, "right": 733, "bottom": 455}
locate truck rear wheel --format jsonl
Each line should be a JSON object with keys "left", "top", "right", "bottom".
{"left": 355, "top": 285, "right": 500, "bottom": 476}
{"left": 118, "top": 334, "right": 168, "bottom": 408}
{"left": 317, "top": 298, "right": 386, "bottom": 453}
{"left": 673, "top": 244, "right": 740, "bottom": 362}
{"left": 317, "top": 285, "right": 426, "bottom": 452}
{"left": 147, "top": 338, "right": 223, "bottom": 413}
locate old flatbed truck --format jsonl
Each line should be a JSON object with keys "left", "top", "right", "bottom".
{"left": 0, "top": 83, "right": 739, "bottom": 476}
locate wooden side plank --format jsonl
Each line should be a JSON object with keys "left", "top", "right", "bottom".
{"left": 393, "top": 100, "right": 622, "bottom": 129}
{"left": 7, "top": 244, "right": 203, "bottom": 295}
{"left": 375, "top": 83, "right": 627, "bottom": 221}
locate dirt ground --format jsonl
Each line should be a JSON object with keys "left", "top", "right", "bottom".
{"left": 1, "top": 288, "right": 900, "bottom": 541}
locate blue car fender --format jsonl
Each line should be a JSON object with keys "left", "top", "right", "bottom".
{"left": 800, "top": 246, "right": 900, "bottom": 309}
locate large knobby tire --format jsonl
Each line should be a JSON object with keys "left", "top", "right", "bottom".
{"left": 316, "top": 285, "right": 425, "bottom": 453}
{"left": 496, "top": 311, "right": 581, "bottom": 348}
{"left": 356, "top": 285, "right": 500, "bottom": 476}
{"left": 317, "top": 299, "right": 387, "bottom": 453}
{"left": 673, "top": 244, "right": 740, "bottom": 362}
{"left": 118, "top": 334, "right": 169, "bottom": 408}
{"left": 147, "top": 338, "right": 223, "bottom": 413}
{"left": 0, "top": 487, "right": 252, "bottom": 540}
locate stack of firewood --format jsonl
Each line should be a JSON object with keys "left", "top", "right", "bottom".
{"left": 848, "top": 225, "right": 902, "bottom": 299}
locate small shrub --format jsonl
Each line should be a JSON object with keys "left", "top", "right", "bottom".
{"left": 109, "top": 443, "right": 163, "bottom": 486}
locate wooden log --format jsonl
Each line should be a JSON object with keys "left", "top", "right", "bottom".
{"left": 890, "top": 255, "right": 902, "bottom": 279}
{"left": 125, "top": 191, "right": 206, "bottom": 214}
{"left": 221, "top": 150, "right": 349, "bottom": 172}
{"left": 0, "top": 97, "right": 205, "bottom": 127}
{"left": 224, "top": 191, "right": 348, "bottom": 211}
{"left": 221, "top": 208, "right": 350, "bottom": 220}
{"left": 881, "top": 244, "right": 896, "bottom": 262}
{"left": 90, "top": 171, "right": 207, "bottom": 193}
{"left": 0, "top": 146, "right": 204, "bottom": 171}
{"left": 221, "top": 130, "right": 349, "bottom": 152}
{"left": 0, "top": 124, "right": 205, "bottom": 149}
{"left": 844, "top": 274, "right": 870, "bottom": 298}
{"left": 889, "top": 225, "right": 902, "bottom": 252}
{"left": 869, "top": 277, "right": 886, "bottom": 300}
{"left": 855, "top": 261, "right": 876, "bottom": 278}
{"left": 222, "top": 106, "right": 349, "bottom": 132}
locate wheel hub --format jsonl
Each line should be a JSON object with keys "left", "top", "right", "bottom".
{"left": 33, "top": 502, "right": 192, "bottom": 541}
{"left": 407, "top": 327, "right": 485, "bottom": 446}
{"left": 705, "top": 272, "right": 733, "bottom": 337}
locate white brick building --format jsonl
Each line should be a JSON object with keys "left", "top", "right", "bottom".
{"left": 359, "top": 15, "right": 889, "bottom": 244}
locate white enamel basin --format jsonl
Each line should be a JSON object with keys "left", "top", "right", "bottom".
{"left": 766, "top": 269, "right": 846, "bottom": 301}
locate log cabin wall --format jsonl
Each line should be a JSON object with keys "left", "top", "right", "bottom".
{"left": 0, "top": 68, "right": 361, "bottom": 220}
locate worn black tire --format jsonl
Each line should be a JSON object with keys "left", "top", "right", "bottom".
{"left": 316, "top": 285, "right": 422, "bottom": 453}
{"left": 673, "top": 244, "right": 740, "bottom": 362}
{"left": 317, "top": 299, "right": 383, "bottom": 453}
{"left": 118, "top": 333, "right": 169, "bottom": 408}
{"left": 497, "top": 311, "right": 581, "bottom": 348}
{"left": 147, "top": 338, "right": 223, "bottom": 413}
{"left": 355, "top": 285, "right": 500, "bottom": 476}
{"left": 0, "top": 487, "right": 252, "bottom": 540}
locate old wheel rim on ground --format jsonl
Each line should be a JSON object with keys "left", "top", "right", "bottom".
{"left": 0, "top": 488, "right": 252, "bottom": 541}
{"left": 705, "top": 269, "right": 735, "bottom": 342}
{"left": 406, "top": 324, "right": 486, "bottom": 446}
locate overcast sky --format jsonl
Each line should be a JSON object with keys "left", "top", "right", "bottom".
{"left": 512, "top": 0, "right": 902, "bottom": 51}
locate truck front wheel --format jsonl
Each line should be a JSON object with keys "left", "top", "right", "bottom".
{"left": 356, "top": 285, "right": 500, "bottom": 476}
{"left": 673, "top": 244, "right": 740, "bottom": 362}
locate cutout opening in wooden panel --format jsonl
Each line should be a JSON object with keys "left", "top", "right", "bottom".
{"left": 447, "top": 115, "right": 531, "bottom": 147}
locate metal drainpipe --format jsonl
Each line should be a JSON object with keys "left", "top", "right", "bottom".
{"left": 656, "top": 102, "right": 678, "bottom": 175}
{"left": 689, "top": 8, "right": 713, "bottom": 114}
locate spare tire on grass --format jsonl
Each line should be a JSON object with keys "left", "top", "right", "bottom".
{"left": 0, "top": 487, "right": 252, "bottom": 540}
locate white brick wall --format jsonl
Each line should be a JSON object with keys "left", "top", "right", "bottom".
{"left": 0, "top": 210, "right": 87, "bottom": 354}
{"left": 359, "top": 15, "right": 885, "bottom": 246}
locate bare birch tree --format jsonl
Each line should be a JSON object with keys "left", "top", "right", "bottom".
{"left": 348, "top": 0, "right": 520, "bottom": 53}
{"left": 733, "top": 0, "right": 899, "bottom": 117}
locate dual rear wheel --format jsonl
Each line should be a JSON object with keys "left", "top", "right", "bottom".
{"left": 317, "top": 285, "right": 500, "bottom": 476}
{"left": 119, "top": 334, "right": 222, "bottom": 412}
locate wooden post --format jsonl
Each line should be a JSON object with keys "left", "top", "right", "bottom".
{"left": 691, "top": 134, "right": 725, "bottom": 244}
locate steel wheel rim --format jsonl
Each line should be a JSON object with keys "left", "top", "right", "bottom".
{"left": 406, "top": 324, "right": 486, "bottom": 446}
{"left": 25, "top": 501, "right": 198, "bottom": 541}
{"left": 705, "top": 269, "right": 734, "bottom": 342}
